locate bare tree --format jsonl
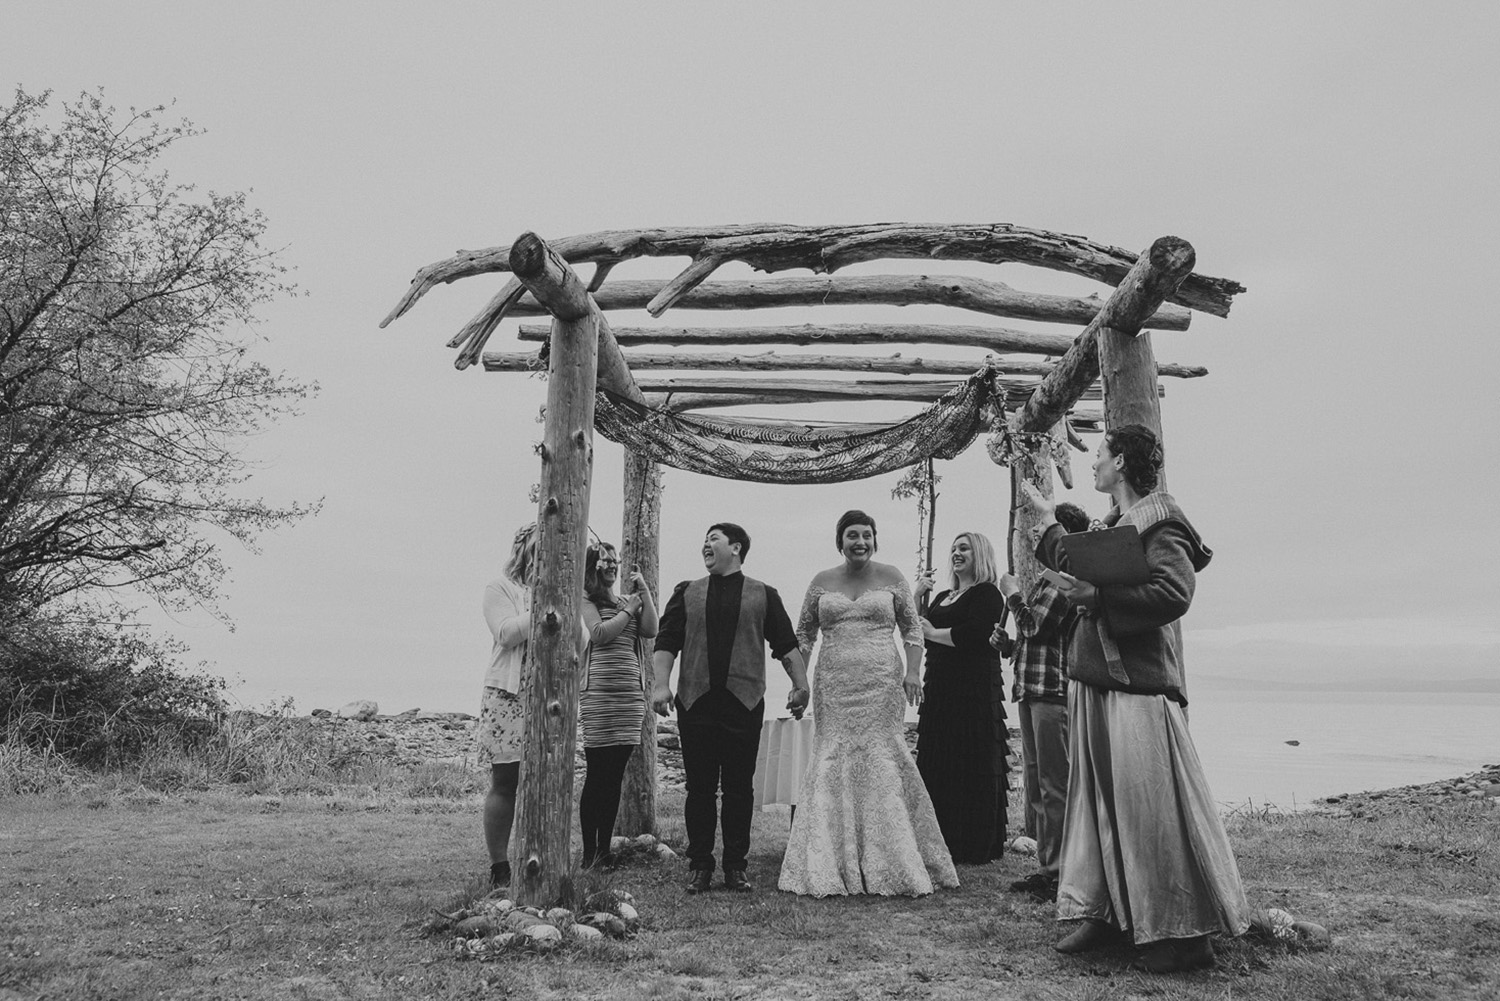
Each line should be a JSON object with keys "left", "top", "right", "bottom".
{"left": 0, "top": 88, "right": 315, "bottom": 617}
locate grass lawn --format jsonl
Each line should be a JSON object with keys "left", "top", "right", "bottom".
{"left": 2, "top": 782, "right": 1497, "bottom": 1000}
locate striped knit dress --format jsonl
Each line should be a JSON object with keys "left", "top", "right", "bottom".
{"left": 581, "top": 597, "right": 647, "bottom": 748}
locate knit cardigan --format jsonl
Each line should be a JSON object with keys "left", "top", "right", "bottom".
{"left": 1036, "top": 492, "right": 1212, "bottom": 705}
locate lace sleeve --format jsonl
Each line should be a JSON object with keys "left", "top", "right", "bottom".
{"left": 795, "top": 584, "right": 823, "bottom": 659}
{"left": 891, "top": 578, "right": 923, "bottom": 647}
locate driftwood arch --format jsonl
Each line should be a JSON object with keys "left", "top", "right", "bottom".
{"left": 384, "top": 223, "right": 1242, "bottom": 905}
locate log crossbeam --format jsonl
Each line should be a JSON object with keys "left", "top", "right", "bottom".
{"left": 631, "top": 375, "right": 1155, "bottom": 407}
{"left": 484, "top": 348, "right": 1205, "bottom": 380}
{"left": 442, "top": 275, "right": 1193, "bottom": 370}
{"left": 1016, "top": 237, "right": 1199, "bottom": 434}
{"left": 381, "top": 222, "right": 1245, "bottom": 329}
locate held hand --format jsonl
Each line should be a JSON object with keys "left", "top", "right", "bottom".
{"left": 651, "top": 685, "right": 674, "bottom": 717}
{"left": 903, "top": 673, "right": 923, "bottom": 707}
{"left": 1053, "top": 572, "right": 1098, "bottom": 609}
{"left": 912, "top": 569, "right": 936, "bottom": 599}
{"left": 624, "top": 594, "right": 644, "bottom": 616}
{"left": 920, "top": 617, "right": 938, "bottom": 641}
{"left": 998, "top": 571, "right": 1020, "bottom": 599}
{"left": 1018, "top": 480, "right": 1055, "bottom": 519}
{"left": 988, "top": 624, "right": 1008, "bottom": 651}
{"left": 626, "top": 571, "right": 648, "bottom": 596}
{"left": 786, "top": 686, "right": 809, "bottom": 720}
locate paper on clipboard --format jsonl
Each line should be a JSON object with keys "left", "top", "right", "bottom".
{"left": 1057, "top": 525, "right": 1151, "bottom": 585}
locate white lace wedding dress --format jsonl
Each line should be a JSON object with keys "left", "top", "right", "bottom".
{"left": 777, "top": 582, "right": 959, "bottom": 896}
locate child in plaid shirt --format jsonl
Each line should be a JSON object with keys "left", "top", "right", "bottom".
{"left": 994, "top": 501, "right": 1091, "bottom": 902}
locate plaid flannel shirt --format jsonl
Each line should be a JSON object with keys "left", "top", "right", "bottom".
{"left": 1007, "top": 579, "right": 1071, "bottom": 702}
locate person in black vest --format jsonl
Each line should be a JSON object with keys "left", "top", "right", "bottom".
{"left": 652, "top": 523, "right": 810, "bottom": 894}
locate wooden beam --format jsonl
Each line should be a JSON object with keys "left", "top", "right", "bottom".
{"left": 1015, "top": 238, "right": 1198, "bottom": 434}
{"left": 487, "top": 275, "right": 1191, "bottom": 329}
{"left": 633, "top": 376, "right": 1158, "bottom": 406}
{"left": 522, "top": 321, "right": 1080, "bottom": 355}
{"left": 485, "top": 348, "right": 1206, "bottom": 380}
{"left": 509, "top": 232, "right": 599, "bottom": 908}
{"left": 380, "top": 223, "right": 1244, "bottom": 328}
{"left": 509, "top": 232, "right": 644, "bottom": 404}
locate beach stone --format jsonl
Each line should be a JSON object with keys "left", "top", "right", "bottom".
{"left": 543, "top": 907, "right": 574, "bottom": 925}
{"left": 391, "top": 708, "right": 419, "bottom": 721}
{"left": 610, "top": 836, "right": 630, "bottom": 852}
{"left": 522, "top": 923, "right": 562, "bottom": 943}
{"left": 616, "top": 902, "right": 639, "bottom": 924}
{"left": 504, "top": 911, "right": 546, "bottom": 931}
{"left": 337, "top": 699, "right": 379, "bottom": 721}
{"left": 571, "top": 923, "right": 604, "bottom": 942}
{"left": 310, "top": 708, "right": 332, "bottom": 718}
{"left": 453, "top": 915, "right": 500, "bottom": 938}
{"left": 633, "top": 833, "right": 657, "bottom": 848}
{"left": 1291, "top": 920, "right": 1331, "bottom": 950}
{"left": 1008, "top": 836, "right": 1038, "bottom": 857}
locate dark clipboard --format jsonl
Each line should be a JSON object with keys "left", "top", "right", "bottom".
{"left": 1057, "top": 525, "right": 1151, "bottom": 586}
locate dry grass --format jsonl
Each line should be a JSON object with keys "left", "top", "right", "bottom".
{"left": 3, "top": 779, "right": 1497, "bottom": 1000}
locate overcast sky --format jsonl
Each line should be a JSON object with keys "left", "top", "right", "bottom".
{"left": 7, "top": 2, "right": 1498, "bottom": 713}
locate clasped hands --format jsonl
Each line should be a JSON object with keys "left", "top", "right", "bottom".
{"left": 650, "top": 684, "right": 811, "bottom": 720}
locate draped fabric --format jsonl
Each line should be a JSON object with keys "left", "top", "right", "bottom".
{"left": 591, "top": 373, "right": 1000, "bottom": 484}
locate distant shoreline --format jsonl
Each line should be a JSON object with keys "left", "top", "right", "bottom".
{"left": 1193, "top": 673, "right": 1500, "bottom": 695}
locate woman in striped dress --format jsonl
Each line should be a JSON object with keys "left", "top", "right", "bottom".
{"left": 579, "top": 542, "right": 658, "bottom": 869}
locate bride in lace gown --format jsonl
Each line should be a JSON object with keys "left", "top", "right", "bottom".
{"left": 778, "top": 510, "right": 959, "bottom": 896}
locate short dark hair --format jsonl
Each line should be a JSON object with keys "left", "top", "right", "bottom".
{"left": 708, "top": 522, "right": 751, "bottom": 563}
{"left": 1105, "top": 424, "right": 1164, "bottom": 494}
{"left": 834, "top": 509, "right": 877, "bottom": 552}
{"left": 1054, "top": 502, "right": 1090, "bottom": 534}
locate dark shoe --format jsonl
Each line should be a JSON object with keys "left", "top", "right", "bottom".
{"left": 685, "top": 869, "right": 714, "bottom": 894}
{"left": 1027, "top": 878, "right": 1059, "bottom": 904}
{"left": 1054, "top": 919, "right": 1118, "bottom": 954}
{"left": 1008, "top": 872, "right": 1056, "bottom": 898}
{"left": 722, "top": 869, "right": 752, "bottom": 892}
{"left": 1132, "top": 936, "right": 1215, "bottom": 974}
{"left": 489, "top": 860, "right": 511, "bottom": 888}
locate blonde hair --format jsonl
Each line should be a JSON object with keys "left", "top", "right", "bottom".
{"left": 949, "top": 532, "right": 998, "bottom": 590}
{"left": 504, "top": 523, "right": 539, "bottom": 585}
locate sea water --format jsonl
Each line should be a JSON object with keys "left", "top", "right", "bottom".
{"left": 1187, "top": 680, "right": 1500, "bottom": 809}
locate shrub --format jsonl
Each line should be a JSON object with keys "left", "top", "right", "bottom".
{"left": 0, "top": 610, "right": 226, "bottom": 767}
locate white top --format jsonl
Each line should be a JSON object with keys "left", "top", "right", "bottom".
{"left": 483, "top": 576, "right": 530, "bottom": 692}
{"left": 482, "top": 576, "right": 590, "bottom": 692}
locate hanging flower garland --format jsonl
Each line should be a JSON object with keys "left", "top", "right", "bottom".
{"left": 985, "top": 409, "right": 1070, "bottom": 469}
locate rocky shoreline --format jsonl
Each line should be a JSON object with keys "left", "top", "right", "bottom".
{"left": 281, "top": 701, "right": 1500, "bottom": 808}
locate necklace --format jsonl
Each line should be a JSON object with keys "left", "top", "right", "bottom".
{"left": 942, "top": 584, "right": 972, "bottom": 605}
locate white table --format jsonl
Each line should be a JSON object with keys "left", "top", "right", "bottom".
{"left": 752, "top": 716, "right": 816, "bottom": 809}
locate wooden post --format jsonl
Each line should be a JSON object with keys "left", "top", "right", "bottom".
{"left": 1098, "top": 329, "right": 1167, "bottom": 489}
{"left": 1006, "top": 423, "right": 1063, "bottom": 594}
{"left": 616, "top": 449, "right": 662, "bottom": 836}
{"left": 510, "top": 233, "right": 598, "bottom": 907}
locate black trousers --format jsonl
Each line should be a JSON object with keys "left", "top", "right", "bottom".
{"left": 676, "top": 690, "right": 764, "bottom": 872}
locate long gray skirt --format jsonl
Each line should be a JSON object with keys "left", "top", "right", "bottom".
{"left": 1056, "top": 681, "right": 1251, "bottom": 944}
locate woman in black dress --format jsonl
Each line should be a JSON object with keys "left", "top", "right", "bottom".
{"left": 914, "top": 531, "right": 1010, "bottom": 864}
